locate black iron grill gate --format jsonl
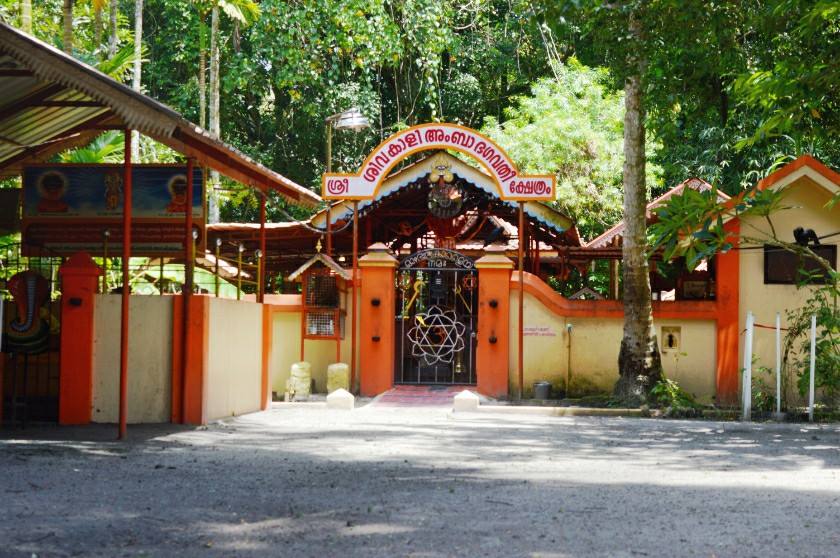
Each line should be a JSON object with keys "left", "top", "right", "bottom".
{"left": 395, "top": 249, "right": 477, "bottom": 385}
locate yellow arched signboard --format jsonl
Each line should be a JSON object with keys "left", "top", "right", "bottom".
{"left": 322, "top": 123, "right": 555, "bottom": 202}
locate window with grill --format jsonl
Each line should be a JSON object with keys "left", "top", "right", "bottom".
{"left": 301, "top": 269, "right": 344, "bottom": 339}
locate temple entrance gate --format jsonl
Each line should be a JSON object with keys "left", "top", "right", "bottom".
{"left": 395, "top": 248, "right": 477, "bottom": 385}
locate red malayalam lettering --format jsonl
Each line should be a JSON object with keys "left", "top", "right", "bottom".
{"left": 326, "top": 178, "right": 349, "bottom": 195}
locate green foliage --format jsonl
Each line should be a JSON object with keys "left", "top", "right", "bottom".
{"left": 481, "top": 59, "right": 661, "bottom": 240}
{"left": 786, "top": 275, "right": 840, "bottom": 402}
{"left": 59, "top": 130, "right": 124, "bottom": 163}
{"left": 734, "top": 1, "right": 840, "bottom": 146}
{"left": 751, "top": 373, "right": 777, "bottom": 414}
{"left": 650, "top": 376, "right": 700, "bottom": 410}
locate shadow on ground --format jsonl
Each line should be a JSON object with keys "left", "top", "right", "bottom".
{"left": 1, "top": 407, "right": 839, "bottom": 557}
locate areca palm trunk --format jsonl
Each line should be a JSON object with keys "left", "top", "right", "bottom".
{"left": 615, "top": 11, "right": 662, "bottom": 403}
{"left": 198, "top": 16, "right": 207, "bottom": 129}
{"left": 132, "top": 0, "right": 143, "bottom": 160}
{"left": 21, "top": 0, "right": 32, "bottom": 34}
{"left": 207, "top": 5, "right": 221, "bottom": 223}
{"left": 109, "top": 0, "right": 118, "bottom": 57}
{"left": 94, "top": 5, "right": 103, "bottom": 53}
{"left": 63, "top": 0, "right": 73, "bottom": 54}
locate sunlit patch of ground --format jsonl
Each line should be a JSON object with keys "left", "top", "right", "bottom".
{"left": 2, "top": 406, "right": 839, "bottom": 557}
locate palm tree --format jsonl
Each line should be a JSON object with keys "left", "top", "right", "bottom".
{"left": 131, "top": 0, "right": 144, "bottom": 160}
{"left": 92, "top": 0, "right": 107, "bottom": 54}
{"left": 109, "top": 0, "right": 118, "bottom": 57}
{"left": 20, "top": 0, "right": 32, "bottom": 34}
{"left": 62, "top": 0, "right": 74, "bottom": 54}
{"left": 191, "top": 0, "right": 259, "bottom": 222}
{"left": 192, "top": 0, "right": 259, "bottom": 130}
{"left": 60, "top": 131, "right": 124, "bottom": 164}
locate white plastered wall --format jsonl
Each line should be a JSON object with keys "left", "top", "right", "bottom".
{"left": 92, "top": 295, "right": 173, "bottom": 423}
{"left": 205, "top": 297, "right": 263, "bottom": 421}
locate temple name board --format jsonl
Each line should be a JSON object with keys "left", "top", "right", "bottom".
{"left": 401, "top": 249, "right": 475, "bottom": 270}
{"left": 323, "top": 123, "right": 555, "bottom": 202}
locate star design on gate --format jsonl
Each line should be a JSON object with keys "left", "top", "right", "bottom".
{"left": 407, "top": 305, "right": 466, "bottom": 365}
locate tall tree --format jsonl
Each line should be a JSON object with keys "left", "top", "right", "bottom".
{"left": 545, "top": 0, "right": 666, "bottom": 400}
{"left": 615, "top": 10, "right": 662, "bottom": 401}
{"left": 132, "top": 0, "right": 144, "bottom": 160}
{"left": 109, "top": 0, "right": 118, "bottom": 57}
{"left": 92, "top": 0, "right": 106, "bottom": 54}
{"left": 197, "top": 0, "right": 259, "bottom": 222}
{"left": 62, "top": 0, "right": 74, "bottom": 54}
{"left": 20, "top": 0, "right": 31, "bottom": 34}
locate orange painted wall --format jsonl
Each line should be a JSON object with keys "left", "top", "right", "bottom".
{"left": 476, "top": 266, "right": 512, "bottom": 398}
{"left": 58, "top": 253, "right": 101, "bottom": 425}
{"left": 715, "top": 221, "right": 740, "bottom": 404}
{"left": 359, "top": 262, "right": 396, "bottom": 397}
{"left": 512, "top": 266, "right": 740, "bottom": 405}
{"left": 171, "top": 294, "right": 209, "bottom": 425}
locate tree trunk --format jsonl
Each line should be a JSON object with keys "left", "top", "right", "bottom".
{"left": 109, "top": 0, "right": 118, "bottom": 57}
{"left": 198, "top": 16, "right": 207, "bottom": 129}
{"left": 94, "top": 4, "right": 103, "bottom": 55}
{"left": 21, "top": 0, "right": 32, "bottom": 34}
{"left": 131, "top": 0, "right": 143, "bottom": 161}
{"left": 207, "top": 5, "right": 221, "bottom": 224}
{"left": 615, "top": 12, "right": 662, "bottom": 404}
{"left": 62, "top": 0, "right": 73, "bottom": 54}
{"left": 209, "top": 5, "right": 220, "bottom": 139}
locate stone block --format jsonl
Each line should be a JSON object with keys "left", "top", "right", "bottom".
{"left": 327, "top": 362, "right": 350, "bottom": 393}
{"left": 327, "top": 388, "right": 355, "bottom": 410}
{"left": 453, "top": 390, "right": 480, "bottom": 412}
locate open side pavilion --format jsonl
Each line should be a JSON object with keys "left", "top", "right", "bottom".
{"left": 0, "top": 23, "right": 319, "bottom": 436}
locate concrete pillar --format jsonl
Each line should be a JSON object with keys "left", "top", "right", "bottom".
{"left": 475, "top": 247, "right": 513, "bottom": 398}
{"left": 58, "top": 252, "right": 102, "bottom": 425}
{"left": 359, "top": 243, "right": 398, "bottom": 397}
{"left": 716, "top": 220, "right": 741, "bottom": 405}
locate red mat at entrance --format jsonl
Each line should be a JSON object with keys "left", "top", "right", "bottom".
{"left": 369, "top": 385, "right": 469, "bottom": 407}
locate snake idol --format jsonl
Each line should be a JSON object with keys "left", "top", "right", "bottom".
{"left": 4, "top": 271, "right": 51, "bottom": 354}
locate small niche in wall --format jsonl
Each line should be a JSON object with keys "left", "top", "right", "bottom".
{"left": 661, "top": 326, "right": 681, "bottom": 353}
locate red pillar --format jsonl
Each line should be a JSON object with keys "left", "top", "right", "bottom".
{"left": 118, "top": 129, "right": 132, "bottom": 439}
{"left": 358, "top": 243, "right": 397, "bottom": 397}
{"left": 351, "top": 201, "right": 359, "bottom": 392}
{"left": 715, "top": 219, "right": 741, "bottom": 405}
{"left": 179, "top": 158, "right": 195, "bottom": 425}
{"left": 58, "top": 253, "right": 102, "bottom": 425}
{"left": 475, "top": 249, "right": 513, "bottom": 398}
{"left": 259, "top": 195, "right": 266, "bottom": 303}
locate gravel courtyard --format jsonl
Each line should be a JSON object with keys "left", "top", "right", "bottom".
{"left": 2, "top": 404, "right": 840, "bottom": 557}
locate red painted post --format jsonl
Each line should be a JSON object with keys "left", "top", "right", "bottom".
{"left": 118, "top": 129, "right": 133, "bottom": 439}
{"left": 715, "top": 220, "right": 741, "bottom": 405}
{"left": 517, "top": 202, "right": 524, "bottom": 399}
{"left": 58, "top": 253, "right": 102, "bottom": 424}
{"left": 351, "top": 201, "right": 359, "bottom": 392}
{"left": 180, "top": 158, "right": 194, "bottom": 424}
{"left": 259, "top": 195, "right": 266, "bottom": 303}
{"left": 475, "top": 249, "right": 513, "bottom": 398}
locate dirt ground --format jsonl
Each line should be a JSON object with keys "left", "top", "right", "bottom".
{"left": 2, "top": 404, "right": 840, "bottom": 557}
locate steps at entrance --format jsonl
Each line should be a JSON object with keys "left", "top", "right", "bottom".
{"left": 369, "top": 385, "right": 469, "bottom": 407}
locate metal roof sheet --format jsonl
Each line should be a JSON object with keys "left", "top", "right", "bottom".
{"left": 0, "top": 23, "right": 320, "bottom": 207}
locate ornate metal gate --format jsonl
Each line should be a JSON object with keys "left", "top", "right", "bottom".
{"left": 395, "top": 249, "right": 477, "bottom": 385}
